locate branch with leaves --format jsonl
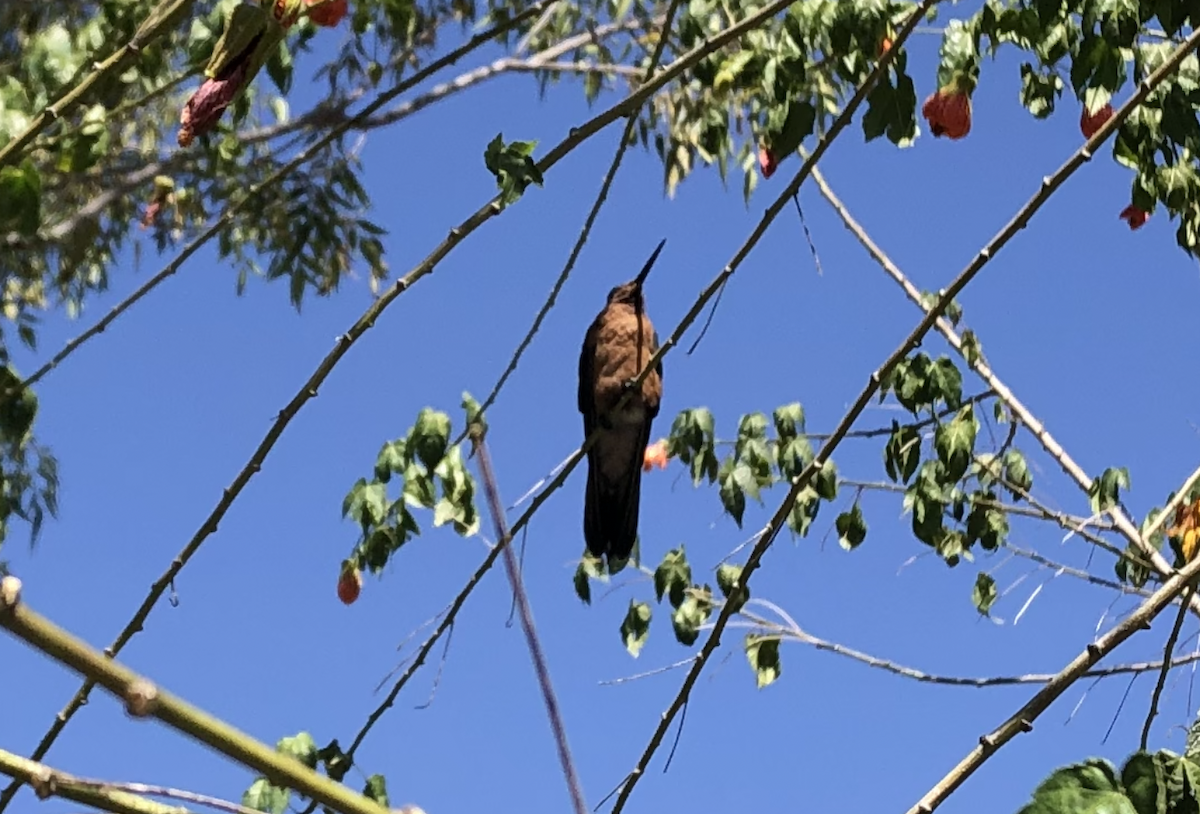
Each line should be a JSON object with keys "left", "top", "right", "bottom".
{"left": 604, "top": 21, "right": 1200, "bottom": 813}
{"left": 2, "top": 3, "right": 822, "bottom": 798}
{"left": 807, "top": 160, "right": 1200, "bottom": 605}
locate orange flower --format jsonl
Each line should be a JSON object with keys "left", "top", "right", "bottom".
{"left": 642, "top": 439, "right": 670, "bottom": 472}
{"left": 1119, "top": 204, "right": 1149, "bottom": 230}
{"left": 922, "top": 86, "right": 972, "bottom": 140}
{"left": 337, "top": 567, "right": 362, "bottom": 605}
{"left": 307, "top": 0, "right": 348, "bottom": 27}
{"left": 879, "top": 37, "right": 893, "bottom": 58}
{"left": 1080, "top": 103, "right": 1113, "bottom": 139}
{"left": 757, "top": 144, "right": 778, "bottom": 179}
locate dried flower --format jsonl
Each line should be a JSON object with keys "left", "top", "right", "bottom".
{"left": 178, "top": 60, "right": 250, "bottom": 147}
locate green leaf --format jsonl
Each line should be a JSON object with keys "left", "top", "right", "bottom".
{"left": 373, "top": 440, "right": 406, "bottom": 483}
{"left": 966, "top": 497, "right": 1008, "bottom": 551}
{"left": 716, "top": 563, "right": 749, "bottom": 613}
{"left": 667, "top": 407, "right": 719, "bottom": 485}
{"left": 362, "top": 775, "right": 389, "bottom": 808}
{"left": 1121, "top": 751, "right": 1167, "bottom": 814}
{"left": 787, "top": 487, "right": 821, "bottom": 537}
{"left": 409, "top": 408, "right": 452, "bottom": 471}
{"left": 935, "top": 405, "right": 978, "bottom": 483}
{"left": 718, "top": 458, "right": 747, "bottom": 527}
{"left": 1003, "top": 450, "right": 1033, "bottom": 497}
{"left": 0, "top": 159, "right": 42, "bottom": 236}
{"left": 1115, "top": 543, "right": 1152, "bottom": 589}
{"left": 972, "top": 572, "right": 997, "bottom": 616}
{"left": 863, "top": 70, "right": 916, "bottom": 145}
{"left": 672, "top": 586, "right": 713, "bottom": 646}
{"left": 461, "top": 391, "right": 487, "bottom": 441}
{"left": 484, "top": 133, "right": 544, "bottom": 209}
{"left": 929, "top": 356, "right": 963, "bottom": 409}
{"left": 745, "top": 635, "right": 782, "bottom": 689}
{"left": 770, "top": 100, "right": 816, "bottom": 158}
{"left": 1089, "top": 467, "right": 1131, "bottom": 514}
{"left": 317, "top": 740, "right": 349, "bottom": 780}
{"left": 960, "top": 329, "right": 983, "bottom": 366}
{"left": 813, "top": 460, "right": 838, "bottom": 501}
{"left": 1016, "top": 759, "right": 1136, "bottom": 814}
{"left": 243, "top": 779, "right": 289, "bottom": 814}
{"left": 359, "top": 482, "right": 388, "bottom": 527}
{"left": 654, "top": 546, "right": 692, "bottom": 608}
{"left": 776, "top": 435, "right": 814, "bottom": 481}
{"left": 276, "top": 732, "right": 318, "bottom": 767}
{"left": 620, "top": 600, "right": 652, "bottom": 657}
{"left": 573, "top": 562, "right": 591, "bottom": 604}
{"left": 836, "top": 503, "right": 868, "bottom": 551}
{"left": 772, "top": 402, "right": 805, "bottom": 441}
{"left": 1020, "top": 62, "right": 1063, "bottom": 118}
{"left": 0, "top": 371, "right": 36, "bottom": 445}
{"left": 884, "top": 421, "right": 921, "bottom": 484}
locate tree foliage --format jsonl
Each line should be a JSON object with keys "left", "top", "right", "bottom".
{"left": 7, "top": 0, "right": 1200, "bottom": 811}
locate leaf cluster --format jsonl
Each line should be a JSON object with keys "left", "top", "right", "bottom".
{"left": 342, "top": 405, "right": 479, "bottom": 576}
{"left": 1017, "top": 746, "right": 1200, "bottom": 814}
{"left": 242, "top": 732, "right": 390, "bottom": 814}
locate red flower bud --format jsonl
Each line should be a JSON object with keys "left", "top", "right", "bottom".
{"left": 922, "top": 87, "right": 972, "bottom": 140}
{"left": 1080, "top": 103, "right": 1113, "bottom": 139}
{"left": 337, "top": 567, "right": 362, "bottom": 605}
{"left": 879, "top": 37, "right": 893, "bottom": 58}
{"left": 307, "top": 0, "right": 348, "bottom": 27}
{"left": 1119, "top": 204, "right": 1149, "bottom": 231}
{"left": 758, "top": 144, "right": 778, "bottom": 179}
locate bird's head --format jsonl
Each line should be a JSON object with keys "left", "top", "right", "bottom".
{"left": 606, "top": 238, "right": 666, "bottom": 308}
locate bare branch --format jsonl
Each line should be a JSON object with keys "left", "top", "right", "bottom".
{"left": 472, "top": 430, "right": 588, "bottom": 814}
{"left": 0, "top": 578, "right": 393, "bottom": 814}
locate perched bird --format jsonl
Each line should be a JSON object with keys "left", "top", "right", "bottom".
{"left": 578, "top": 239, "right": 666, "bottom": 567}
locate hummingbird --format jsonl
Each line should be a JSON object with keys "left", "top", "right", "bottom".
{"left": 577, "top": 239, "right": 666, "bottom": 567}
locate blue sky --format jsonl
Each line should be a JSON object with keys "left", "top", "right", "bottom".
{"left": 6, "top": 8, "right": 1200, "bottom": 814}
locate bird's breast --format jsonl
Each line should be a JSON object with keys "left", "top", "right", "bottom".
{"left": 590, "top": 307, "right": 661, "bottom": 414}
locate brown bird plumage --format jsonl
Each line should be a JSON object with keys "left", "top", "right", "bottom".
{"left": 578, "top": 239, "right": 666, "bottom": 566}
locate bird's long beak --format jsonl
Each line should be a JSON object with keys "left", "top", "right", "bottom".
{"left": 633, "top": 238, "right": 667, "bottom": 288}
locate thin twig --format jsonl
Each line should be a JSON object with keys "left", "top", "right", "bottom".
{"left": 0, "top": 748, "right": 189, "bottom": 814}
{"left": 472, "top": 429, "right": 587, "bottom": 814}
{"left": 1141, "top": 583, "right": 1195, "bottom": 750}
{"left": 738, "top": 607, "right": 1200, "bottom": 687}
